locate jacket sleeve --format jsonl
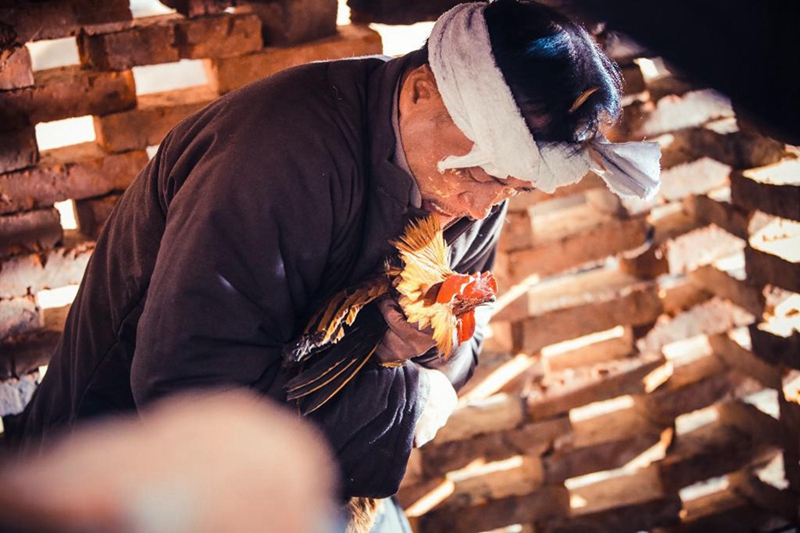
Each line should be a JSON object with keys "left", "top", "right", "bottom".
{"left": 129, "top": 113, "right": 425, "bottom": 499}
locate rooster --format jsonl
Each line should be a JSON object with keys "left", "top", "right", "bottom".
{"left": 283, "top": 214, "right": 498, "bottom": 415}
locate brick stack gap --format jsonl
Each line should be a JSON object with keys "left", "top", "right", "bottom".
{"left": 0, "top": 0, "right": 381, "bottom": 421}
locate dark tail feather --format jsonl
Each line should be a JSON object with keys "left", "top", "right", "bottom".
{"left": 285, "top": 306, "right": 387, "bottom": 415}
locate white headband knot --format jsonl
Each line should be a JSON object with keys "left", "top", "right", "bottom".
{"left": 428, "top": 3, "right": 661, "bottom": 200}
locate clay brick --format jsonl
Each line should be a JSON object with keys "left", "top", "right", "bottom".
{"left": 0, "top": 235, "right": 94, "bottom": 299}
{"left": 440, "top": 456, "right": 544, "bottom": 511}
{"left": 620, "top": 63, "right": 645, "bottom": 95}
{"left": 543, "top": 327, "right": 634, "bottom": 372}
{"left": 658, "top": 275, "right": 713, "bottom": 316}
{"left": 526, "top": 352, "right": 666, "bottom": 420}
{"left": 731, "top": 159, "right": 800, "bottom": 222}
{"left": 682, "top": 191, "right": 751, "bottom": 241}
{"left": 94, "top": 85, "right": 217, "bottom": 152}
{"left": 646, "top": 75, "right": 697, "bottom": 102}
{"left": 718, "top": 401, "right": 783, "bottom": 447}
{"left": 174, "top": 13, "right": 263, "bottom": 59}
{"left": 676, "top": 485, "right": 794, "bottom": 533}
{"left": 78, "top": 16, "right": 180, "bottom": 71}
{"left": 418, "top": 485, "right": 570, "bottom": 533}
{"left": 779, "top": 394, "right": 800, "bottom": 493}
{"left": 206, "top": 24, "right": 382, "bottom": 94}
{"left": 236, "top": 0, "right": 336, "bottom": 47}
{"left": 0, "top": 126, "right": 38, "bottom": 175}
{"left": 159, "top": 0, "right": 232, "bottom": 18}
{"left": 658, "top": 421, "right": 781, "bottom": 493}
{"left": 0, "top": 329, "right": 60, "bottom": 380}
{"left": 0, "top": 295, "right": 41, "bottom": 340}
{"left": 745, "top": 245, "right": 800, "bottom": 294}
{"left": 348, "top": 0, "right": 460, "bottom": 25}
{"left": 638, "top": 297, "right": 754, "bottom": 354}
{"left": 749, "top": 322, "right": 800, "bottom": 370}
{"left": 0, "top": 66, "right": 136, "bottom": 131}
{"left": 497, "top": 210, "right": 533, "bottom": 253}
{"left": 572, "top": 405, "right": 668, "bottom": 450}
{"left": 509, "top": 270, "right": 662, "bottom": 352}
{"left": 682, "top": 121, "right": 784, "bottom": 169}
{"left": 74, "top": 193, "right": 121, "bottom": 239}
{"left": 435, "top": 393, "right": 525, "bottom": 444}
{"left": 689, "top": 264, "right": 765, "bottom": 317}
{"left": 0, "top": 1, "right": 132, "bottom": 44}
{"left": 554, "top": 466, "right": 681, "bottom": 532}
{"left": 421, "top": 416, "right": 572, "bottom": 478}
{"left": 0, "top": 208, "right": 63, "bottom": 258}
{"left": 0, "top": 143, "right": 147, "bottom": 215}
{"left": 507, "top": 173, "right": 604, "bottom": 212}
{"left": 633, "top": 89, "right": 734, "bottom": 139}
{"left": 729, "top": 470, "right": 800, "bottom": 524}
{"left": 397, "top": 477, "right": 453, "bottom": 517}
{"left": 0, "top": 372, "right": 39, "bottom": 417}
{"left": 658, "top": 157, "right": 731, "bottom": 201}
{"left": 505, "top": 208, "right": 649, "bottom": 285}
{"left": 664, "top": 225, "right": 745, "bottom": 275}
{"left": 709, "top": 332, "right": 781, "bottom": 389}
{"left": 480, "top": 319, "right": 513, "bottom": 354}
{"left": 0, "top": 46, "right": 34, "bottom": 90}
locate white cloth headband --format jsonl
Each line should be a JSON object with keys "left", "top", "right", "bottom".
{"left": 428, "top": 3, "right": 661, "bottom": 200}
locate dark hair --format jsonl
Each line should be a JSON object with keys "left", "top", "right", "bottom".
{"left": 484, "top": 0, "right": 621, "bottom": 143}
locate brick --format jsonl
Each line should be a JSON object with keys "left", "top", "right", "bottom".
{"left": 689, "top": 264, "right": 765, "bottom": 317}
{"left": 396, "top": 477, "right": 453, "bottom": 517}
{"left": 682, "top": 121, "right": 784, "bottom": 169}
{"left": 682, "top": 191, "right": 751, "bottom": 241}
{"left": 94, "top": 85, "right": 217, "bottom": 152}
{"left": 421, "top": 416, "right": 572, "bottom": 478}
{"left": 673, "top": 486, "right": 792, "bottom": 533}
{"left": 507, "top": 172, "right": 604, "bottom": 212}
{"left": 0, "top": 329, "right": 61, "bottom": 380}
{"left": 206, "top": 24, "right": 382, "bottom": 94}
{"left": 658, "top": 157, "right": 731, "bottom": 201}
{"left": 718, "top": 401, "right": 783, "bottom": 447}
{"left": 620, "top": 63, "right": 645, "bottom": 95}
{"left": 526, "top": 352, "right": 667, "bottom": 420}
{"left": 0, "top": 372, "right": 39, "bottom": 417}
{"left": 0, "top": 295, "right": 41, "bottom": 340}
{"left": 633, "top": 89, "right": 734, "bottom": 139}
{"left": 0, "top": 0, "right": 132, "bottom": 44}
{"left": 418, "top": 485, "right": 570, "bottom": 533}
{"left": 658, "top": 275, "right": 713, "bottom": 316}
{"left": 74, "top": 193, "right": 121, "bottom": 239}
{"left": 78, "top": 16, "right": 180, "bottom": 71}
{"left": 0, "top": 46, "right": 34, "bottom": 90}
{"left": 480, "top": 319, "right": 513, "bottom": 354}
{"left": 159, "top": 0, "right": 232, "bottom": 18}
{"left": 236, "top": 0, "right": 336, "bottom": 47}
{"left": 779, "top": 394, "right": 800, "bottom": 493}
{"left": 0, "top": 126, "right": 39, "bottom": 174}
{"left": 749, "top": 321, "right": 800, "bottom": 370}
{"left": 0, "top": 235, "right": 94, "bottom": 298}
{"left": 440, "top": 456, "right": 544, "bottom": 512}
{"left": 729, "top": 471, "right": 800, "bottom": 524}
{"left": 745, "top": 245, "right": 800, "bottom": 294}
{"left": 731, "top": 159, "right": 800, "bottom": 221}
{"left": 348, "top": 0, "right": 459, "bottom": 25}
{"left": 543, "top": 327, "right": 634, "bottom": 372}
{"left": 646, "top": 74, "right": 697, "bottom": 102}
{"left": 554, "top": 466, "right": 681, "bottom": 532}
{"left": 435, "top": 393, "right": 525, "bottom": 444}
{"left": 709, "top": 332, "right": 781, "bottom": 389}
{"left": 638, "top": 297, "right": 754, "bottom": 354}
{"left": 0, "top": 143, "right": 147, "bottom": 215}
{"left": 78, "top": 13, "right": 263, "bottom": 71}
{"left": 0, "top": 208, "right": 63, "bottom": 258}
{"left": 174, "top": 13, "right": 263, "bottom": 59}
{"left": 0, "top": 66, "right": 136, "bottom": 131}
{"left": 664, "top": 225, "right": 745, "bottom": 275}
{"left": 510, "top": 271, "right": 663, "bottom": 353}
{"left": 658, "top": 421, "right": 781, "bottom": 493}
{"left": 505, "top": 209, "right": 649, "bottom": 285}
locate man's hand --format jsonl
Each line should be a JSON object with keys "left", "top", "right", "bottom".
{"left": 375, "top": 296, "right": 437, "bottom": 365}
{"left": 414, "top": 366, "right": 458, "bottom": 447}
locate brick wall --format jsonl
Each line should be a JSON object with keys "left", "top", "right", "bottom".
{"left": 1, "top": 1, "right": 798, "bottom": 530}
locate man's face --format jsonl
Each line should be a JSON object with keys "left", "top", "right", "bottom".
{"left": 398, "top": 65, "right": 533, "bottom": 227}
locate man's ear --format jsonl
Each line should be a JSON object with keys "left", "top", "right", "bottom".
{"left": 403, "top": 65, "right": 439, "bottom": 106}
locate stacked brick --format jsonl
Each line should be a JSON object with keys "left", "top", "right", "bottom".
{"left": 0, "top": 0, "right": 381, "bottom": 418}
{"left": 398, "top": 38, "right": 799, "bottom": 533}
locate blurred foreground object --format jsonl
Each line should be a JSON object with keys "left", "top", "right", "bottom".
{"left": 0, "top": 391, "right": 339, "bottom": 532}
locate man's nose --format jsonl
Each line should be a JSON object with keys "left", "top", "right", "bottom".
{"left": 461, "top": 187, "right": 507, "bottom": 220}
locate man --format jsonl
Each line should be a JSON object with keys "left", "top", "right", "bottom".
{"left": 9, "top": 0, "right": 658, "bottom": 528}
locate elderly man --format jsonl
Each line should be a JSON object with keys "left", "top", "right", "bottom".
{"left": 10, "top": 1, "right": 658, "bottom": 530}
